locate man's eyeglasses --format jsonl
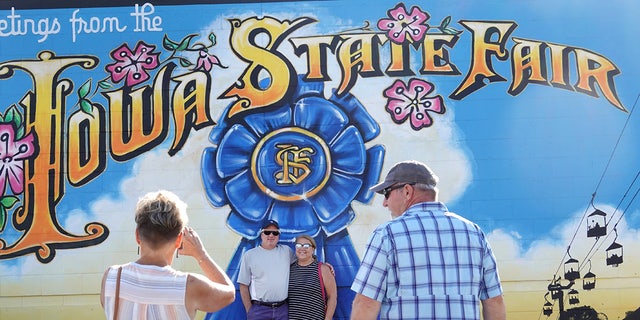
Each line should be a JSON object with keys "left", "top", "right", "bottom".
{"left": 262, "top": 230, "right": 280, "bottom": 236}
{"left": 295, "top": 243, "right": 313, "bottom": 248}
{"left": 382, "top": 183, "right": 414, "bottom": 199}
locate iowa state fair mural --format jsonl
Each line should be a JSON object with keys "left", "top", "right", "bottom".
{"left": 0, "top": 0, "right": 639, "bottom": 319}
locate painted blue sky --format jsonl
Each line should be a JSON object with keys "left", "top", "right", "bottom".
{"left": 1, "top": 0, "right": 638, "bottom": 257}
{"left": 1, "top": 2, "right": 639, "bottom": 318}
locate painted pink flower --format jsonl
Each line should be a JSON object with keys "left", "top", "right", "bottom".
{"left": 377, "top": 3, "right": 429, "bottom": 44}
{"left": 0, "top": 124, "right": 36, "bottom": 195}
{"left": 105, "top": 41, "right": 160, "bottom": 87}
{"left": 383, "top": 78, "right": 445, "bottom": 130}
{"left": 195, "top": 50, "right": 223, "bottom": 72}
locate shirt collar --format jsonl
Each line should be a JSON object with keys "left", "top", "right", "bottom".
{"left": 406, "top": 201, "right": 448, "bottom": 214}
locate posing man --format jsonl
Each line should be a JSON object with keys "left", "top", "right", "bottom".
{"left": 238, "top": 220, "right": 295, "bottom": 320}
{"left": 351, "top": 160, "right": 506, "bottom": 320}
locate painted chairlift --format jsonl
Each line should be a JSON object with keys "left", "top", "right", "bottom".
{"left": 549, "top": 277, "right": 563, "bottom": 300}
{"left": 543, "top": 295, "right": 553, "bottom": 317}
{"left": 606, "top": 228, "right": 623, "bottom": 267}
{"left": 543, "top": 301, "right": 553, "bottom": 316}
{"left": 582, "top": 260, "right": 596, "bottom": 290}
{"left": 564, "top": 251, "right": 580, "bottom": 281}
{"left": 568, "top": 289, "right": 580, "bottom": 305}
{"left": 586, "top": 208, "right": 607, "bottom": 238}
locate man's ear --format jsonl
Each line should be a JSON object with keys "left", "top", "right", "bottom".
{"left": 404, "top": 184, "right": 412, "bottom": 199}
{"left": 135, "top": 228, "right": 141, "bottom": 244}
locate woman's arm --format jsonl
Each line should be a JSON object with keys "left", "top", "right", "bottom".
{"left": 321, "top": 264, "right": 337, "bottom": 320}
{"left": 181, "top": 227, "right": 235, "bottom": 315}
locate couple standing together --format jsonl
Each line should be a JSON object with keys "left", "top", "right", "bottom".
{"left": 238, "top": 220, "right": 337, "bottom": 320}
{"left": 238, "top": 160, "right": 505, "bottom": 320}
{"left": 101, "top": 160, "right": 505, "bottom": 320}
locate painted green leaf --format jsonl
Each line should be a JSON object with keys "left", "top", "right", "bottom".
{"left": 0, "top": 207, "right": 6, "bottom": 233}
{"left": 5, "top": 105, "right": 22, "bottom": 129}
{"left": 78, "top": 80, "right": 91, "bottom": 99}
{"left": 80, "top": 99, "right": 93, "bottom": 114}
{"left": 16, "top": 125, "right": 24, "bottom": 139}
{"left": 441, "top": 16, "right": 452, "bottom": 28}
{"left": 444, "top": 27, "right": 459, "bottom": 35}
{"left": 0, "top": 195, "right": 19, "bottom": 208}
{"left": 163, "top": 34, "right": 179, "bottom": 50}
{"left": 98, "top": 80, "right": 112, "bottom": 89}
{"left": 179, "top": 58, "right": 193, "bottom": 67}
{"left": 176, "top": 34, "right": 197, "bottom": 51}
{"left": 4, "top": 106, "right": 15, "bottom": 123}
{"left": 12, "top": 113, "right": 22, "bottom": 130}
{"left": 209, "top": 32, "right": 217, "bottom": 46}
{"left": 3, "top": 112, "right": 12, "bottom": 124}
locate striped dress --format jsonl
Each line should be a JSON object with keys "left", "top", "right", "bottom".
{"left": 288, "top": 259, "right": 325, "bottom": 320}
{"left": 102, "top": 262, "right": 190, "bottom": 320}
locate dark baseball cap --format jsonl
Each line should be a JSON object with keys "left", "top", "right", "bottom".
{"left": 370, "top": 160, "right": 439, "bottom": 193}
{"left": 262, "top": 219, "right": 279, "bottom": 229}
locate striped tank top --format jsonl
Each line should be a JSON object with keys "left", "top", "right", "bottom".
{"left": 103, "top": 262, "right": 190, "bottom": 320}
{"left": 288, "top": 259, "right": 326, "bottom": 320}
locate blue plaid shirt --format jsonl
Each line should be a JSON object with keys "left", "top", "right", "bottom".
{"left": 351, "top": 202, "right": 503, "bottom": 320}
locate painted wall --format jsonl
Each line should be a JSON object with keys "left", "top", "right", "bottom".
{"left": 0, "top": 0, "right": 639, "bottom": 319}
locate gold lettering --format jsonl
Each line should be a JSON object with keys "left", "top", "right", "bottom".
{"left": 290, "top": 35, "right": 337, "bottom": 81}
{"left": 420, "top": 33, "right": 460, "bottom": 75}
{"left": 509, "top": 37, "right": 549, "bottom": 95}
{"left": 386, "top": 42, "right": 412, "bottom": 75}
{"left": 68, "top": 103, "right": 107, "bottom": 186}
{"left": 103, "top": 64, "right": 173, "bottom": 161}
{"left": 221, "top": 17, "right": 315, "bottom": 118}
{"left": 0, "top": 51, "right": 107, "bottom": 263}
{"left": 574, "top": 48, "right": 626, "bottom": 111}
{"left": 169, "top": 70, "right": 215, "bottom": 155}
{"left": 450, "top": 20, "right": 517, "bottom": 100}
{"left": 335, "top": 32, "right": 385, "bottom": 95}
{"left": 547, "top": 43, "right": 572, "bottom": 90}
{"left": 275, "top": 144, "right": 314, "bottom": 184}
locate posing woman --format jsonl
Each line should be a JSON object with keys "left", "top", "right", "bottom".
{"left": 100, "top": 190, "right": 235, "bottom": 319}
{"left": 288, "top": 235, "right": 337, "bottom": 320}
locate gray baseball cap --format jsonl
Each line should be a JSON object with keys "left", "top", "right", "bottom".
{"left": 370, "top": 160, "right": 439, "bottom": 193}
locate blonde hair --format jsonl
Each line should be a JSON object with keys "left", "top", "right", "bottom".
{"left": 295, "top": 234, "right": 316, "bottom": 248}
{"left": 135, "top": 190, "right": 188, "bottom": 248}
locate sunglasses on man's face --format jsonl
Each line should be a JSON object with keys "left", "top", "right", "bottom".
{"left": 262, "top": 230, "right": 280, "bottom": 236}
{"left": 382, "top": 183, "right": 415, "bottom": 199}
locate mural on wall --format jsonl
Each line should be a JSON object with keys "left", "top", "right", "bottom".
{"left": 0, "top": 1, "right": 639, "bottom": 319}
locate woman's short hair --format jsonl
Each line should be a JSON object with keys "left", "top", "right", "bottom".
{"left": 296, "top": 234, "right": 316, "bottom": 248}
{"left": 135, "top": 190, "right": 188, "bottom": 248}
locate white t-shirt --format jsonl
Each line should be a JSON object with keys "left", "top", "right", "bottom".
{"left": 237, "top": 244, "right": 295, "bottom": 302}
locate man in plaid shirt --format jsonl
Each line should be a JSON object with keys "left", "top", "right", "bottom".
{"left": 351, "top": 160, "right": 506, "bottom": 320}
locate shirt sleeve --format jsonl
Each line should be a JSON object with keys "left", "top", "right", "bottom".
{"left": 288, "top": 246, "right": 296, "bottom": 263}
{"left": 350, "top": 228, "right": 389, "bottom": 301}
{"left": 478, "top": 231, "right": 503, "bottom": 300}
{"left": 237, "top": 250, "right": 251, "bottom": 285}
